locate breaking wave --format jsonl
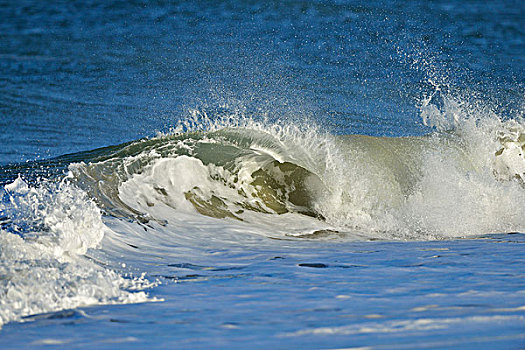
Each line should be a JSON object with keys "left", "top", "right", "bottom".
{"left": 68, "top": 92, "right": 525, "bottom": 240}
{"left": 1, "top": 89, "right": 524, "bottom": 328}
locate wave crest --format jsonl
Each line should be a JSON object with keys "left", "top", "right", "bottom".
{"left": 66, "top": 98, "right": 525, "bottom": 239}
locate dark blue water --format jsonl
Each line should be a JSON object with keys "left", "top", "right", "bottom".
{"left": 2, "top": 0, "right": 523, "bottom": 164}
{"left": 1, "top": 1, "right": 524, "bottom": 349}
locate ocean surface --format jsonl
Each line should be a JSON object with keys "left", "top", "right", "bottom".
{"left": 1, "top": 0, "right": 525, "bottom": 348}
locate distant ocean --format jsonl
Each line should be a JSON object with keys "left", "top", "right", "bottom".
{"left": 1, "top": 1, "right": 524, "bottom": 348}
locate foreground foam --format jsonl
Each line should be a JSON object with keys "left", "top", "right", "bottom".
{"left": 282, "top": 315, "right": 525, "bottom": 336}
{"left": 0, "top": 177, "right": 157, "bottom": 327}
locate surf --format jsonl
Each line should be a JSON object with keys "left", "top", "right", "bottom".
{"left": 1, "top": 89, "right": 525, "bottom": 329}
{"left": 5, "top": 91, "right": 521, "bottom": 241}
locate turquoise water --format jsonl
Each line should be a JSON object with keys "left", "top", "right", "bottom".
{"left": 1, "top": 1, "right": 524, "bottom": 348}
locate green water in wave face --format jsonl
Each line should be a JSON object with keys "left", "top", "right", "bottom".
{"left": 337, "top": 135, "right": 429, "bottom": 200}
{"left": 185, "top": 160, "right": 323, "bottom": 219}
{"left": 69, "top": 128, "right": 328, "bottom": 222}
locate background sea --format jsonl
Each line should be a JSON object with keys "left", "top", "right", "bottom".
{"left": 1, "top": 0, "right": 524, "bottom": 349}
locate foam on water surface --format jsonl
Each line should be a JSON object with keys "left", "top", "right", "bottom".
{"left": 0, "top": 176, "right": 157, "bottom": 328}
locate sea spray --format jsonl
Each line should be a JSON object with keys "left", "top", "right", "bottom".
{"left": 66, "top": 96, "right": 525, "bottom": 240}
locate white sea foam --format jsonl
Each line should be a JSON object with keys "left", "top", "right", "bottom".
{"left": 282, "top": 315, "right": 525, "bottom": 336}
{"left": 111, "top": 94, "right": 525, "bottom": 239}
{"left": 116, "top": 155, "right": 328, "bottom": 239}
{"left": 0, "top": 176, "right": 157, "bottom": 328}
